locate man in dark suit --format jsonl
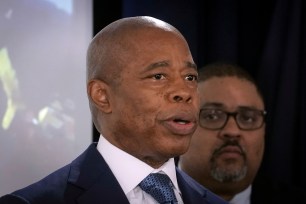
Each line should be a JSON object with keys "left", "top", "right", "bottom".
{"left": 0, "top": 16, "right": 227, "bottom": 204}
{"left": 179, "top": 62, "right": 306, "bottom": 203}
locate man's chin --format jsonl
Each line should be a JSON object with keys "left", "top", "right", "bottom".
{"left": 211, "top": 165, "right": 247, "bottom": 183}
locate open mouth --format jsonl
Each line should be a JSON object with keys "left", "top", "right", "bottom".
{"left": 163, "top": 115, "right": 196, "bottom": 135}
{"left": 173, "top": 118, "right": 190, "bottom": 124}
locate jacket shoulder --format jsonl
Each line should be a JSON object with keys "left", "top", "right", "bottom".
{"left": 0, "top": 164, "right": 71, "bottom": 204}
{"left": 0, "top": 144, "right": 101, "bottom": 204}
{"left": 0, "top": 194, "right": 30, "bottom": 204}
{"left": 176, "top": 168, "right": 228, "bottom": 204}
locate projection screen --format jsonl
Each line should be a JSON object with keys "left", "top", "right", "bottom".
{"left": 0, "top": 0, "right": 92, "bottom": 196}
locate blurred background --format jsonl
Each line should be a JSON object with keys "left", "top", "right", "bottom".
{"left": 1, "top": 0, "right": 305, "bottom": 196}
{"left": 0, "top": 0, "right": 92, "bottom": 195}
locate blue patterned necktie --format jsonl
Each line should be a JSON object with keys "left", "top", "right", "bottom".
{"left": 139, "top": 173, "right": 178, "bottom": 204}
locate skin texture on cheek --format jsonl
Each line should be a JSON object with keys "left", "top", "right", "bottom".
{"left": 246, "top": 136, "right": 265, "bottom": 172}
{"left": 109, "top": 86, "right": 164, "bottom": 159}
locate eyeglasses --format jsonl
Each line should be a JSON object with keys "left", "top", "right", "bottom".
{"left": 199, "top": 108, "right": 267, "bottom": 130}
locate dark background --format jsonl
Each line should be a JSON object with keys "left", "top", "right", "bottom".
{"left": 92, "top": 0, "right": 306, "bottom": 190}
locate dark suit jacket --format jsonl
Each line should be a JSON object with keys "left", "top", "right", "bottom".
{"left": 251, "top": 174, "right": 306, "bottom": 204}
{"left": 0, "top": 143, "right": 227, "bottom": 204}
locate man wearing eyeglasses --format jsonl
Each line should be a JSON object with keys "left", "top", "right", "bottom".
{"left": 178, "top": 62, "right": 306, "bottom": 204}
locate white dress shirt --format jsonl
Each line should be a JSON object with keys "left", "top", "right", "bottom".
{"left": 97, "top": 135, "right": 184, "bottom": 204}
{"left": 229, "top": 185, "right": 252, "bottom": 204}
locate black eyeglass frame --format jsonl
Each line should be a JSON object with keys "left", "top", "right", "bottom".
{"left": 199, "top": 108, "right": 267, "bottom": 131}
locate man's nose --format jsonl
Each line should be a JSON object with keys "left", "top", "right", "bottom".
{"left": 168, "top": 80, "right": 194, "bottom": 103}
{"left": 219, "top": 116, "right": 241, "bottom": 139}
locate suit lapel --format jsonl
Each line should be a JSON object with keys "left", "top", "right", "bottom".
{"left": 177, "top": 168, "right": 228, "bottom": 204}
{"left": 64, "top": 144, "right": 226, "bottom": 204}
{"left": 76, "top": 171, "right": 130, "bottom": 204}
{"left": 66, "top": 143, "right": 130, "bottom": 204}
{"left": 176, "top": 168, "right": 208, "bottom": 203}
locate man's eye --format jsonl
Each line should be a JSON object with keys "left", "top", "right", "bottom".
{"left": 153, "top": 74, "right": 165, "bottom": 80}
{"left": 239, "top": 114, "right": 256, "bottom": 123}
{"left": 205, "top": 113, "right": 219, "bottom": 121}
{"left": 200, "top": 109, "right": 224, "bottom": 122}
{"left": 201, "top": 112, "right": 221, "bottom": 121}
{"left": 185, "top": 74, "right": 198, "bottom": 81}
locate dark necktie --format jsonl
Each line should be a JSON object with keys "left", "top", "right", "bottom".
{"left": 139, "top": 173, "right": 178, "bottom": 204}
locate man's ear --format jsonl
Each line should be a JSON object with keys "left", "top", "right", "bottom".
{"left": 87, "top": 79, "right": 112, "bottom": 113}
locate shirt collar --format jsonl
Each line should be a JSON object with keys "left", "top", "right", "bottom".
{"left": 97, "top": 135, "right": 180, "bottom": 195}
{"left": 229, "top": 185, "right": 252, "bottom": 204}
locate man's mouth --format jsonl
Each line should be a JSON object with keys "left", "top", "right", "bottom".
{"left": 162, "top": 114, "right": 197, "bottom": 135}
{"left": 214, "top": 144, "right": 246, "bottom": 160}
{"left": 173, "top": 118, "right": 190, "bottom": 124}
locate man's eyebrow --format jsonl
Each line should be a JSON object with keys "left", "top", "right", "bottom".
{"left": 201, "top": 103, "right": 224, "bottom": 109}
{"left": 145, "top": 61, "right": 170, "bottom": 71}
{"left": 186, "top": 61, "right": 197, "bottom": 70}
{"left": 237, "top": 105, "right": 263, "bottom": 110}
{"left": 144, "top": 60, "right": 197, "bottom": 72}
{"left": 201, "top": 104, "right": 262, "bottom": 111}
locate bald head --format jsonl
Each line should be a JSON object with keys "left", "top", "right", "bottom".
{"left": 86, "top": 16, "right": 183, "bottom": 84}
{"left": 86, "top": 16, "right": 191, "bottom": 134}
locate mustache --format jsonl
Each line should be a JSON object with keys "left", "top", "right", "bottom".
{"left": 212, "top": 139, "right": 246, "bottom": 158}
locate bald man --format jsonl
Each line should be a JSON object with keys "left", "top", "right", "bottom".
{"left": 0, "top": 16, "right": 227, "bottom": 204}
